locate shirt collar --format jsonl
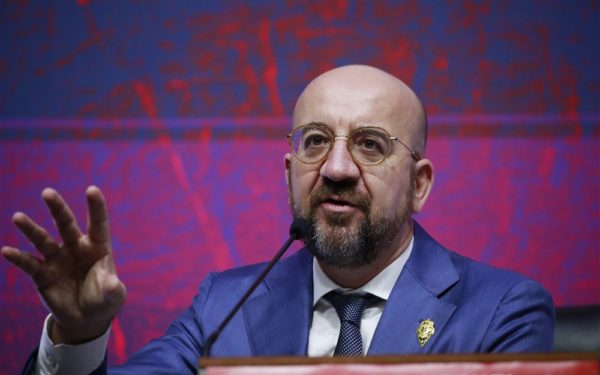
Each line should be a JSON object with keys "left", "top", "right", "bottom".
{"left": 312, "top": 235, "right": 414, "bottom": 305}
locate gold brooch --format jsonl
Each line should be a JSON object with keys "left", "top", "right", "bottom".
{"left": 416, "top": 319, "right": 435, "bottom": 347}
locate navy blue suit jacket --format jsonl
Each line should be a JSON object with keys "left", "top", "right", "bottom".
{"left": 25, "top": 222, "right": 555, "bottom": 374}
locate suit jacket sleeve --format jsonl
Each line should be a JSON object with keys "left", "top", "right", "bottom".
{"left": 106, "top": 272, "right": 217, "bottom": 374}
{"left": 480, "top": 279, "right": 555, "bottom": 352}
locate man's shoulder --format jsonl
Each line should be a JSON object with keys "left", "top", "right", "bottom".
{"left": 442, "top": 241, "right": 529, "bottom": 282}
{"left": 407, "top": 223, "right": 554, "bottom": 352}
{"left": 200, "top": 248, "right": 313, "bottom": 294}
{"left": 412, "top": 222, "right": 549, "bottom": 298}
{"left": 447, "top": 248, "right": 545, "bottom": 297}
{"left": 191, "top": 248, "right": 314, "bottom": 322}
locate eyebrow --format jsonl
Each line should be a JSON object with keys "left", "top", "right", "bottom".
{"left": 298, "top": 121, "right": 330, "bottom": 128}
{"left": 298, "top": 122, "right": 379, "bottom": 131}
{"left": 297, "top": 121, "right": 404, "bottom": 140}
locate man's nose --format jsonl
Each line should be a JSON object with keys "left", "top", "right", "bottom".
{"left": 319, "top": 137, "right": 361, "bottom": 182}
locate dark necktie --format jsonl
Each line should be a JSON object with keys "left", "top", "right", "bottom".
{"left": 325, "top": 291, "right": 382, "bottom": 356}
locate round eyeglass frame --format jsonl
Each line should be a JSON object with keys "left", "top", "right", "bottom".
{"left": 287, "top": 124, "right": 422, "bottom": 166}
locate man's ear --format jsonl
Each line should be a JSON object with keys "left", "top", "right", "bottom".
{"left": 284, "top": 153, "right": 292, "bottom": 188}
{"left": 412, "top": 158, "right": 434, "bottom": 214}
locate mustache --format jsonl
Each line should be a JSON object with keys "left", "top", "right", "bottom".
{"left": 309, "top": 180, "right": 371, "bottom": 212}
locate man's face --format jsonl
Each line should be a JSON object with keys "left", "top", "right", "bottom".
{"left": 285, "top": 73, "right": 419, "bottom": 269}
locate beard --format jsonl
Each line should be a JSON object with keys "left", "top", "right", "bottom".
{"left": 289, "top": 168, "right": 415, "bottom": 269}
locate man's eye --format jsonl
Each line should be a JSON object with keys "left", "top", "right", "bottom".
{"left": 356, "top": 137, "right": 384, "bottom": 153}
{"left": 304, "top": 134, "right": 329, "bottom": 147}
{"left": 362, "top": 139, "right": 377, "bottom": 150}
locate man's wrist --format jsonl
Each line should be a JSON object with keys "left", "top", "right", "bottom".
{"left": 37, "top": 314, "right": 111, "bottom": 375}
{"left": 50, "top": 315, "right": 112, "bottom": 345}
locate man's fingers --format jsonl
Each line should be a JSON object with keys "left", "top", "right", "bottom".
{"left": 1, "top": 246, "right": 43, "bottom": 277}
{"left": 86, "top": 186, "right": 111, "bottom": 245}
{"left": 42, "top": 188, "right": 82, "bottom": 247}
{"left": 12, "top": 212, "right": 61, "bottom": 257}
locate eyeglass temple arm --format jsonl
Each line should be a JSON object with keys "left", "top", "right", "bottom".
{"left": 391, "top": 137, "right": 422, "bottom": 161}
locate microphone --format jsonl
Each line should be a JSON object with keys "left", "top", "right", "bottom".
{"left": 202, "top": 218, "right": 311, "bottom": 358}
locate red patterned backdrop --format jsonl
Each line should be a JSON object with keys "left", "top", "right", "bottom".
{"left": 1, "top": 1, "right": 598, "bottom": 373}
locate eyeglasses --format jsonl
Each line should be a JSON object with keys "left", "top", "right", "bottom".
{"left": 287, "top": 123, "right": 421, "bottom": 166}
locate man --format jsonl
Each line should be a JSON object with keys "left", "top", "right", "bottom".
{"left": 2, "top": 65, "right": 554, "bottom": 374}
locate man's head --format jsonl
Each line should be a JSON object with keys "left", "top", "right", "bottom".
{"left": 285, "top": 65, "right": 433, "bottom": 273}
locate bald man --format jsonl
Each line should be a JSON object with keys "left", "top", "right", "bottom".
{"left": 3, "top": 65, "right": 554, "bottom": 375}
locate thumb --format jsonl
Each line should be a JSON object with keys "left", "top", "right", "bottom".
{"left": 103, "top": 275, "right": 127, "bottom": 312}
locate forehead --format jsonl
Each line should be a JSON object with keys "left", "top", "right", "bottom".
{"left": 293, "top": 78, "right": 417, "bottom": 137}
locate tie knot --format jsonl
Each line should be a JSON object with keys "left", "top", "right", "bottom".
{"left": 325, "top": 291, "right": 381, "bottom": 325}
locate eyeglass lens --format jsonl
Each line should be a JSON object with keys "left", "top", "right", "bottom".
{"left": 290, "top": 126, "right": 391, "bottom": 165}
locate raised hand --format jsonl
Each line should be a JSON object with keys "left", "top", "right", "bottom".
{"left": 1, "top": 186, "right": 126, "bottom": 344}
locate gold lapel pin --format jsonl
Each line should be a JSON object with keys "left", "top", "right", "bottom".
{"left": 416, "top": 319, "right": 435, "bottom": 347}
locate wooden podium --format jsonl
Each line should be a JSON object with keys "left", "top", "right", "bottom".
{"left": 199, "top": 353, "right": 599, "bottom": 375}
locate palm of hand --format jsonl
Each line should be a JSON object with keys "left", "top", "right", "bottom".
{"left": 1, "top": 186, "right": 126, "bottom": 344}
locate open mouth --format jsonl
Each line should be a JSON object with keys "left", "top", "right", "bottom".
{"left": 323, "top": 197, "right": 352, "bottom": 206}
{"left": 310, "top": 188, "right": 370, "bottom": 214}
{"left": 319, "top": 196, "right": 358, "bottom": 212}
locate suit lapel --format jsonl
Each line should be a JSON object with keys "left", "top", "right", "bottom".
{"left": 369, "top": 222, "right": 459, "bottom": 354}
{"left": 241, "top": 223, "right": 459, "bottom": 356}
{"left": 243, "top": 249, "right": 313, "bottom": 356}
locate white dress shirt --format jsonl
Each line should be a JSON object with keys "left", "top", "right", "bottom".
{"left": 36, "top": 236, "right": 413, "bottom": 373}
{"left": 308, "top": 236, "right": 413, "bottom": 356}
{"left": 36, "top": 316, "right": 110, "bottom": 375}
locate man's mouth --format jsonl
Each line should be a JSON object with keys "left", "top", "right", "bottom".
{"left": 319, "top": 196, "right": 359, "bottom": 213}
{"left": 308, "top": 185, "right": 371, "bottom": 216}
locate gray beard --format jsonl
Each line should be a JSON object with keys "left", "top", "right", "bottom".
{"left": 290, "top": 172, "right": 415, "bottom": 269}
{"left": 307, "top": 208, "right": 410, "bottom": 268}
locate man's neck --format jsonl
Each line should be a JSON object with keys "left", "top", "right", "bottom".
{"left": 318, "top": 221, "right": 414, "bottom": 289}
